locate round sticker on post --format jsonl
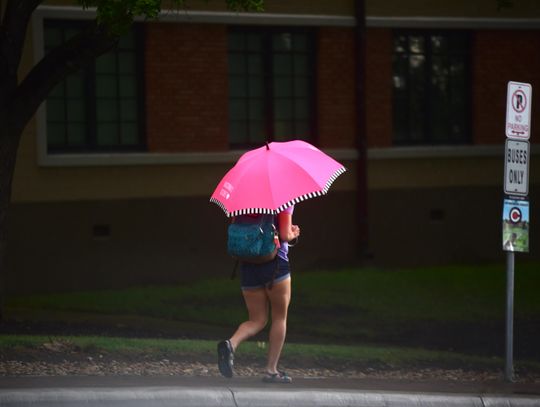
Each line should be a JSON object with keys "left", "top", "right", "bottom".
{"left": 509, "top": 207, "right": 522, "bottom": 224}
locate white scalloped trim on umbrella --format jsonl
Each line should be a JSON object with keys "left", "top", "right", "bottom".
{"left": 210, "top": 166, "right": 346, "bottom": 217}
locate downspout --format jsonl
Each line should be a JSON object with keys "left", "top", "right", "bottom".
{"left": 354, "top": 0, "right": 369, "bottom": 257}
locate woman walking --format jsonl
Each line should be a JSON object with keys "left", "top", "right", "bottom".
{"left": 217, "top": 205, "right": 300, "bottom": 383}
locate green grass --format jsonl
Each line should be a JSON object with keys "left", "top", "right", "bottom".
{"left": 9, "top": 262, "right": 540, "bottom": 320}
{"left": 301, "top": 263, "right": 540, "bottom": 319}
{"left": 7, "top": 263, "right": 539, "bottom": 326}
{"left": 4, "top": 262, "right": 540, "bottom": 364}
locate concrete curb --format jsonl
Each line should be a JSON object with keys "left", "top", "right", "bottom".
{"left": 233, "top": 388, "right": 540, "bottom": 407}
{"left": 0, "top": 387, "right": 235, "bottom": 406}
{"left": 0, "top": 386, "right": 539, "bottom": 407}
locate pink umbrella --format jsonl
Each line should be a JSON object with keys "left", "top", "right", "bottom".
{"left": 210, "top": 140, "right": 346, "bottom": 217}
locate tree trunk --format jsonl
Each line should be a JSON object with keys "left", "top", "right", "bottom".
{"left": 0, "top": 110, "right": 22, "bottom": 321}
{"left": 0, "top": 22, "right": 118, "bottom": 320}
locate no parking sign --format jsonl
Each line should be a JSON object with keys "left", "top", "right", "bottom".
{"left": 506, "top": 81, "right": 532, "bottom": 140}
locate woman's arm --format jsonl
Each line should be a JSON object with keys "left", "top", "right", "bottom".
{"left": 278, "top": 212, "right": 300, "bottom": 242}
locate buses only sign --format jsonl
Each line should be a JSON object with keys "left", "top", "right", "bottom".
{"left": 504, "top": 139, "right": 529, "bottom": 196}
{"left": 506, "top": 81, "right": 532, "bottom": 140}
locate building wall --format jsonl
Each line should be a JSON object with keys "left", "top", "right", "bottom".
{"left": 317, "top": 27, "right": 356, "bottom": 148}
{"left": 5, "top": 4, "right": 540, "bottom": 294}
{"left": 472, "top": 29, "right": 540, "bottom": 145}
{"left": 365, "top": 28, "right": 393, "bottom": 148}
{"left": 145, "top": 23, "right": 230, "bottom": 152}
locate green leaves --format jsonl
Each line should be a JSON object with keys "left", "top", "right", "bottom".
{"left": 226, "top": 0, "right": 264, "bottom": 12}
{"left": 76, "top": 0, "right": 264, "bottom": 36}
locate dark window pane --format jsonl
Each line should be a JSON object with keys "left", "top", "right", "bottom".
{"left": 229, "top": 76, "right": 247, "bottom": 98}
{"left": 295, "top": 99, "right": 309, "bottom": 120}
{"left": 431, "top": 35, "right": 447, "bottom": 54}
{"left": 121, "top": 123, "right": 139, "bottom": 145}
{"left": 393, "top": 96, "right": 409, "bottom": 143}
{"left": 408, "top": 54, "right": 425, "bottom": 141}
{"left": 97, "top": 100, "right": 118, "bottom": 122}
{"left": 118, "top": 31, "right": 135, "bottom": 49}
{"left": 120, "top": 99, "right": 137, "bottom": 121}
{"left": 292, "top": 34, "right": 307, "bottom": 51}
{"left": 274, "top": 77, "right": 293, "bottom": 98}
{"left": 393, "top": 35, "right": 408, "bottom": 53}
{"left": 448, "top": 35, "right": 469, "bottom": 54}
{"left": 294, "top": 77, "right": 309, "bottom": 98}
{"left": 45, "top": 20, "right": 144, "bottom": 153}
{"left": 119, "top": 76, "right": 137, "bottom": 98}
{"left": 249, "top": 121, "right": 265, "bottom": 142}
{"left": 248, "top": 55, "right": 262, "bottom": 75}
{"left": 273, "top": 54, "right": 292, "bottom": 75}
{"left": 274, "top": 122, "right": 293, "bottom": 139}
{"left": 96, "top": 76, "right": 118, "bottom": 98}
{"left": 249, "top": 100, "right": 264, "bottom": 120}
{"left": 409, "top": 36, "right": 425, "bottom": 53}
{"left": 97, "top": 123, "right": 119, "bottom": 145}
{"left": 65, "top": 28, "right": 79, "bottom": 41}
{"left": 67, "top": 100, "right": 85, "bottom": 122}
{"left": 228, "top": 28, "right": 314, "bottom": 146}
{"left": 229, "top": 99, "right": 248, "bottom": 120}
{"left": 229, "top": 54, "right": 246, "bottom": 74}
{"left": 66, "top": 75, "right": 84, "bottom": 98}
{"left": 230, "top": 121, "right": 248, "bottom": 144}
{"left": 118, "top": 52, "right": 135, "bottom": 74}
{"left": 248, "top": 76, "right": 264, "bottom": 98}
{"left": 49, "top": 82, "right": 65, "bottom": 98}
{"left": 228, "top": 32, "right": 245, "bottom": 51}
{"left": 273, "top": 33, "right": 293, "bottom": 51}
{"left": 44, "top": 27, "right": 62, "bottom": 48}
{"left": 67, "top": 122, "right": 86, "bottom": 145}
{"left": 47, "top": 123, "right": 66, "bottom": 145}
{"left": 294, "top": 55, "right": 308, "bottom": 75}
{"left": 96, "top": 53, "right": 117, "bottom": 74}
{"left": 246, "top": 33, "right": 262, "bottom": 51}
{"left": 47, "top": 100, "right": 65, "bottom": 121}
{"left": 274, "top": 99, "right": 293, "bottom": 120}
{"left": 431, "top": 56, "right": 449, "bottom": 93}
{"left": 392, "top": 30, "right": 470, "bottom": 145}
{"left": 294, "top": 120, "right": 309, "bottom": 139}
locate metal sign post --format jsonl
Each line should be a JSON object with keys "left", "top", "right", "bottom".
{"left": 505, "top": 250, "right": 514, "bottom": 381}
{"left": 502, "top": 81, "right": 532, "bottom": 382}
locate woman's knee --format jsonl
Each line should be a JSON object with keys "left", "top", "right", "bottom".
{"left": 249, "top": 316, "right": 268, "bottom": 332}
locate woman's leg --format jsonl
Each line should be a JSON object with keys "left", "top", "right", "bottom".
{"left": 229, "top": 287, "right": 269, "bottom": 351}
{"left": 265, "top": 276, "right": 291, "bottom": 374}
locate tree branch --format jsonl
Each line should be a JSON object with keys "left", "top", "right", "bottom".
{"left": 0, "top": 0, "right": 43, "bottom": 76}
{"left": 9, "top": 21, "right": 118, "bottom": 133}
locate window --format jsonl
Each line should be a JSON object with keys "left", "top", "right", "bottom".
{"left": 44, "top": 20, "right": 145, "bottom": 153}
{"left": 228, "top": 28, "right": 315, "bottom": 148}
{"left": 392, "top": 31, "right": 470, "bottom": 145}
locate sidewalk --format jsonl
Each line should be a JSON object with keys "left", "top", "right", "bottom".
{"left": 0, "top": 376, "right": 539, "bottom": 406}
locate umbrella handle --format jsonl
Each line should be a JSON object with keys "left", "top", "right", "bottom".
{"left": 288, "top": 237, "right": 299, "bottom": 247}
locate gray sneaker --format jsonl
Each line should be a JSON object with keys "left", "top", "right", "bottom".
{"left": 217, "top": 340, "right": 234, "bottom": 378}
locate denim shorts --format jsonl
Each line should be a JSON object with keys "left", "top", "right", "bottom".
{"left": 240, "top": 257, "right": 290, "bottom": 290}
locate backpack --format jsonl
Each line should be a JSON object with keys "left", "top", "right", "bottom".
{"left": 227, "top": 214, "right": 279, "bottom": 263}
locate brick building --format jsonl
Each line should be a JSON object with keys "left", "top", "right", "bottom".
{"left": 6, "top": 0, "right": 540, "bottom": 293}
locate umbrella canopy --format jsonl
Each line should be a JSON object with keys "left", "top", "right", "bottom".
{"left": 210, "top": 140, "right": 346, "bottom": 217}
